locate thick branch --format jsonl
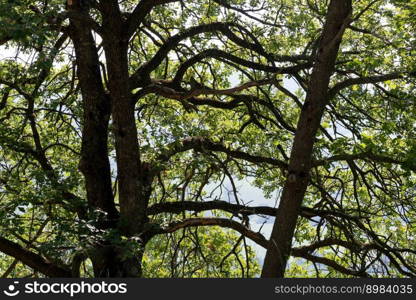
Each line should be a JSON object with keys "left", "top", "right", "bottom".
{"left": 126, "top": 0, "right": 180, "bottom": 39}
{"left": 328, "top": 72, "right": 403, "bottom": 99}
{"left": 153, "top": 217, "right": 268, "bottom": 248}
{"left": 146, "top": 200, "right": 367, "bottom": 223}
{"left": 0, "top": 237, "right": 71, "bottom": 277}
{"left": 147, "top": 200, "right": 277, "bottom": 217}
{"left": 155, "top": 136, "right": 288, "bottom": 171}
{"left": 262, "top": 0, "right": 352, "bottom": 278}
{"left": 68, "top": 2, "right": 118, "bottom": 221}
{"left": 146, "top": 77, "right": 279, "bottom": 100}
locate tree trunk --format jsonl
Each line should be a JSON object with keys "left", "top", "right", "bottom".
{"left": 68, "top": 1, "right": 118, "bottom": 225}
{"left": 90, "top": 243, "right": 144, "bottom": 277}
{"left": 68, "top": 0, "right": 144, "bottom": 277}
{"left": 261, "top": 0, "right": 352, "bottom": 277}
{"left": 100, "top": 2, "right": 149, "bottom": 238}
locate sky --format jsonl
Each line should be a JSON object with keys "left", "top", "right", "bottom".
{"left": 208, "top": 177, "right": 278, "bottom": 264}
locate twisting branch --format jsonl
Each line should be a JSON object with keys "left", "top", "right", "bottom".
{"left": 145, "top": 77, "right": 280, "bottom": 100}
{"left": 155, "top": 136, "right": 288, "bottom": 171}
{"left": 129, "top": 24, "right": 311, "bottom": 88}
{"left": 328, "top": 72, "right": 404, "bottom": 99}
{"left": 152, "top": 217, "right": 269, "bottom": 248}
{"left": 290, "top": 250, "right": 370, "bottom": 277}
{"left": 313, "top": 151, "right": 416, "bottom": 172}
{"left": 171, "top": 49, "right": 307, "bottom": 87}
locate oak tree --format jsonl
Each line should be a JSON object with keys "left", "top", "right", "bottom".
{"left": 0, "top": 0, "right": 415, "bottom": 277}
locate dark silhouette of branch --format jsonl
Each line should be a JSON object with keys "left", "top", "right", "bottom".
{"left": 328, "top": 72, "right": 403, "bottom": 99}
{"left": 155, "top": 136, "right": 288, "bottom": 171}
{"left": 290, "top": 250, "right": 369, "bottom": 277}
{"left": 129, "top": 29, "right": 311, "bottom": 88}
{"left": 153, "top": 217, "right": 269, "bottom": 248}
{"left": 314, "top": 151, "right": 416, "bottom": 171}
{"left": 0, "top": 237, "right": 71, "bottom": 277}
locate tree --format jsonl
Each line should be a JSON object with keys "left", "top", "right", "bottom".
{"left": 0, "top": 0, "right": 415, "bottom": 278}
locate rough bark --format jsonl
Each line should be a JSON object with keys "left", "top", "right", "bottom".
{"left": 68, "top": 0, "right": 140, "bottom": 277}
{"left": 67, "top": 1, "right": 118, "bottom": 223}
{"left": 100, "top": 2, "right": 149, "bottom": 237}
{"left": 261, "top": 0, "right": 352, "bottom": 277}
{"left": 93, "top": 1, "right": 149, "bottom": 277}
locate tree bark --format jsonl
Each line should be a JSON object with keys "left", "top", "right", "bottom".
{"left": 96, "top": 1, "right": 149, "bottom": 277}
{"left": 68, "top": 0, "right": 142, "bottom": 277}
{"left": 67, "top": 0, "right": 117, "bottom": 224}
{"left": 100, "top": 2, "right": 150, "bottom": 238}
{"left": 261, "top": 0, "right": 352, "bottom": 277}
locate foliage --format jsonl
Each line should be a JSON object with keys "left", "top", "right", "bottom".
{"left": 0, "top": 0, "right": 415, "bottom": 278}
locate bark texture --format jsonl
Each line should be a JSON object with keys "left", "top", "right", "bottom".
{"left": 68, "top": 0, "right": 142, "bottom": 277}
{"left": 261, "top": 0, "right": 352, "bottom": 277}
{"left": 68, "top": 0, "right": 117, "bottom": 223}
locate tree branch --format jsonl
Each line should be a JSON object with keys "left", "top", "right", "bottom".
{"left": 329, "top": 72, "right": 403, "bottom": 99}
{"left": 147, "top": 200, "right": 277, "bottom": 217}
{"left": 155, "top": 136, "right": 288, "bottom": 171}
{"left": 126, "top": 0, "right": 180, "bottom": 39}
{"left": 0, "top": 237, "right": 71, "bottom": 277}
{"left": 146, "top": 200, "right": 363, "bottom": 222}
{"left": 146, "top": 77, "right": 280, "bottom": 100}
{"left": 153, "top": 217, "right": 269, "bottom": 248}
{"left": 129, "top": 27, "right": 311, "bottom": 88}
{"left": 313, "top": 151, "right": 416, "bottom": 171}
{"left": 290, "top": 249, "right": 369, "bottom": 277}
